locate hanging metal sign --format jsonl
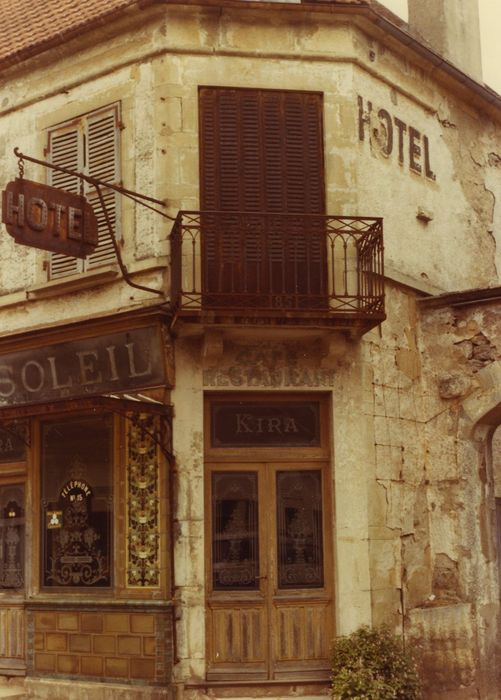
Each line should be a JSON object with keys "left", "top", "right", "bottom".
{"left": 1, "top": 178, "right": 98, "bottom": 258}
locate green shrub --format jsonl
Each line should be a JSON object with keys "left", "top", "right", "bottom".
{"left": 331, "top": 625, "right": 421, "bottom": 699}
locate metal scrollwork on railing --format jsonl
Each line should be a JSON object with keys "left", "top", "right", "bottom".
{"left": 170, "top": 211, "right": 385, "bottom": 331}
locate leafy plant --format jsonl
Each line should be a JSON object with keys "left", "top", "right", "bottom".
{"left": 331, "top": 625, "right": 421, "bottom": 699}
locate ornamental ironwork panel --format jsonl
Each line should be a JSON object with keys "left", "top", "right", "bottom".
{"left": 126, "top": 413, "right": 161, "bottom": 587}
{"left": 0, "top": 484, "right": 25, "bottom": 589}
{"left": 276, "top": 470, "right": 324, "bottom": 589}
{"left": 41, "top": 415, "right": 112, "bottom": 588}
{"left": 212, "top": 472, "right": 259, "bottom": 591}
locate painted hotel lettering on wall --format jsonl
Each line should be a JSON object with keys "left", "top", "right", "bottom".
{"left": 0, "top": 326, "right": 166, "bottom": 408}
{"left": 358, "top": 96, "right": 436, "bottom": 180}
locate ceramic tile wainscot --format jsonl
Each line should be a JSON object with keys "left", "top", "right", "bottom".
{"left": 26, "top": 602, "right": 173, "bottom": 684}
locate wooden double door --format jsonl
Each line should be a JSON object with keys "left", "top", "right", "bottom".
{"left": 206, "top": 461, "right": 333, "bottom": 681}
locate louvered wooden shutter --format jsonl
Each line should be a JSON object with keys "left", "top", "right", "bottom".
{"left": 47, "top": 104, "right": 120, "bottom": 278}
{"left": 85, "top": 106, "right": 121, "bottom": 269}
{"left": 47, "top": 123, "right": 83, "bottom": 277}
{"left": 199, "top": 88, "right": 326, "bottom": 304}
{"left": 199, "top": 88, "right": 325, "bottom": 214}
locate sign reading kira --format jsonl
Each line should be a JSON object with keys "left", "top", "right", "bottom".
{"left": 0, "top": 326, "right": 167, "bottom": 408}
{"left": 211, "top": 402, "right": 321, "bottom": 448}
{"left": 2, "top": 178, "right": 98, "bottom": 258}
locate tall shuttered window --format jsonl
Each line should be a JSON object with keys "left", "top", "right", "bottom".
{"left": 198, "top": 88, "right": 326, "bottom": 304}
{"left": 46, "top": 104, "right": 121, "bottom": 278}
{"left": 199, "top": 88, "right": 324, "bottom": 214}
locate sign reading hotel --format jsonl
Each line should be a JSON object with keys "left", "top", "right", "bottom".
{"left": 2, "top": 178, "right": 98, "bottom": 258}
{"left": 0, "top": 326, "right": 166, "bottom": 408}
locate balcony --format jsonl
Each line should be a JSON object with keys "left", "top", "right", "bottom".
{"left": 170, "top": 211, "right": 385, "bottom": 334}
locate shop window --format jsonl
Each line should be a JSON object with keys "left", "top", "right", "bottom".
{"left": 0, "top": 484, "right": 25, "bottom": 590}
{"left": 46, "top": 103, "right": 121, "bottom": 279}
{"left": 40, "top": 414, "right": 113, "bottom": 589}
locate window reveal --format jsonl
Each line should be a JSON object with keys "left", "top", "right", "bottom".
{"left": 0, "top": 484, "right": 25, "bottom": 589}
{"left": 41, "top": 415, "right": 113, "bottom": 588}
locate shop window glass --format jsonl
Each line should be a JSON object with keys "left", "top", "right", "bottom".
{"left": 41, "top": 414, "right": 113, "bottom": 588}
{"left": 0, "top": 484, "right": 25, "bottom": 590}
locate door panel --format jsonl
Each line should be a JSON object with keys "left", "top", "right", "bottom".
{"left": 0, "top": 605, "right": 24, "bottom": 669}
{"left": 206, "top": 462, "right": 332, "bottom": 681}
{"left": 210, "top": 603, "right": 268, "bottom": 674}
{"left": 272, "top": 601, "right": 332, "bottom": 670}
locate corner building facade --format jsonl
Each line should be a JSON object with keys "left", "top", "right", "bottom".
{"left": 0, "top": 1, "right": 500, "bottom": 698}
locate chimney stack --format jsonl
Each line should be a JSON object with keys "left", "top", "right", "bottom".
{"left": 407, "top": 0, "right": 483, "bottom": 82}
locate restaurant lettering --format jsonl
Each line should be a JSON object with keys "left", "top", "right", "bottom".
{"left": 358, "top": 96, "right": 436, "bottom": 180}
{"left": 0, "top": 326, "right": 166, "bottom": 408}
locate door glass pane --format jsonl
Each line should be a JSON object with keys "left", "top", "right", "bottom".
{"left": 0, "top": 484, "right": 25, "bottom": 589}
{"left": 41, "top": 414, "right": 113, "bottom": 588}
{"left": 276, "top": 470, "right": 324, "bottom": 589}
{"left": 212, "top": 472, "right": 259, "bottom": 591}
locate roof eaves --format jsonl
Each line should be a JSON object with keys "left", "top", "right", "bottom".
{"left": 0, "top": 0, "right": 138, "bottom": 73}
{"left": 419, "top": 287, "right": 501, "bottom": 309}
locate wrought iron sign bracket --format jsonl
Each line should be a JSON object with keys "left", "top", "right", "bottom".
{"left": 11, "top": 148, "right": 175, "bottom": 297}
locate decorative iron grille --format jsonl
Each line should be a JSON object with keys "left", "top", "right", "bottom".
{"left": 126, "top": 413, "right": 161, "bottom": 588}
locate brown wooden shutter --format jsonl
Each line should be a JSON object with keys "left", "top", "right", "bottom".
{"left": 199, "top": 87, "right": 325, "bottom": 214}
{"left": 199, "top": 88, "right": 326, "bottom": 306}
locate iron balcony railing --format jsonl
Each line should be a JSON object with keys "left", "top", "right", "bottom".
{"left": 170, "top": 211, "right": 385, "bottom": 330}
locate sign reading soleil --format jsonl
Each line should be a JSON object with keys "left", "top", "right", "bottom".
{"left": 0, "top": 326, "right": 166, "bottom": 408}
{"left": 1, "top": 178, "right": 98, "bottom": 258}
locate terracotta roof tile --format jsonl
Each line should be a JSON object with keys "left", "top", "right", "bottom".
{"left": 0, "top": 0, "right": 136, "bottom": 69}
